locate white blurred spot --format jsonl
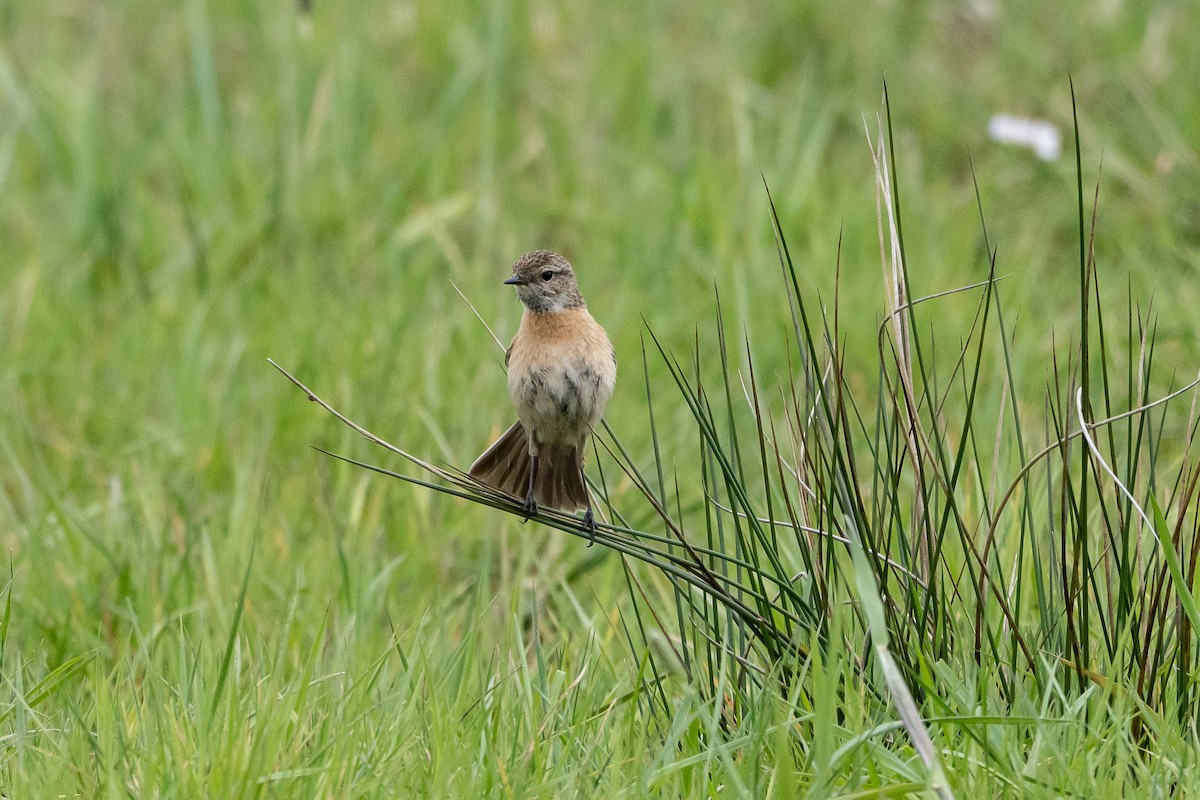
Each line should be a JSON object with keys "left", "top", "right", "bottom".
{"left": 987, "top": 114, "right": 1062, "bottom": 162}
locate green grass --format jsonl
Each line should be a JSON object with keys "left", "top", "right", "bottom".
{"left": 2, "top": 0, "right": 1200, "bottom": 796}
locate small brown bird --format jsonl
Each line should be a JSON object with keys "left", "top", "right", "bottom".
{"left": 469, "top": 250, "right": 616, "bottom": 539}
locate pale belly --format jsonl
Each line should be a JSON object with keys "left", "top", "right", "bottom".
{"left": 508, "top": 353, "right": 615, "bottom": 447}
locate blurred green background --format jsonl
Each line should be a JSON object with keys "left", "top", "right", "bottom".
{"left": 1, "top": 0, "right": 1197, "bottom": 793}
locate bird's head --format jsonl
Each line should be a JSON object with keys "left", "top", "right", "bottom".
{"left": 504, "top": 250, "right": 585, "bottom": 313}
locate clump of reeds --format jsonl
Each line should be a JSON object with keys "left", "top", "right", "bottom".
{"left": 274, "top": 85, "right": 1200, "bottom": 795}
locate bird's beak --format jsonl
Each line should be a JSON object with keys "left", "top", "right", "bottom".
{"left": 503, "top": 276, "right": 523, "bottom": 285}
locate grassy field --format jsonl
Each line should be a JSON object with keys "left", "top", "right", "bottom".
{"left": 2, "top": 0, "right": 1200, "bottom": 796}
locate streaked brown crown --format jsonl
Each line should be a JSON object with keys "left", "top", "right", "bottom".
{"left": 507, "top": 250, "right": 586, "bottom": 313}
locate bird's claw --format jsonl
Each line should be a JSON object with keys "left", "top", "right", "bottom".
{"left": 521, "top": 494, "right": 538, "bottom": 520}
{"left": 583, "top": 509, "right": 597, "bottom": 546}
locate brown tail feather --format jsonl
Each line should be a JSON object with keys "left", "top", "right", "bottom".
{"left": 533, "top": 442, "right": 588, "bottom": 511}
{"left": 469, "top": 422, "right": 588, "bottom": 512}
{"left": 469, "top": 421, "right": 531, "bottom": 499}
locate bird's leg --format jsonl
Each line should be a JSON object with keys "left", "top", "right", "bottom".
{"left": 582, "top": 470, "right": 597, "bottom": 546}
{"left": 522, "top": 453, "right": 539, "bottom": 518}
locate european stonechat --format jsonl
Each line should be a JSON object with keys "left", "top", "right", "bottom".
{"left": 469, "top": 250, "right": 616, "bottom": 539}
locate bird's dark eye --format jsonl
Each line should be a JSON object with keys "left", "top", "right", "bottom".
{"left": 540, "top": 270, "right": 554, "bottom": 282}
